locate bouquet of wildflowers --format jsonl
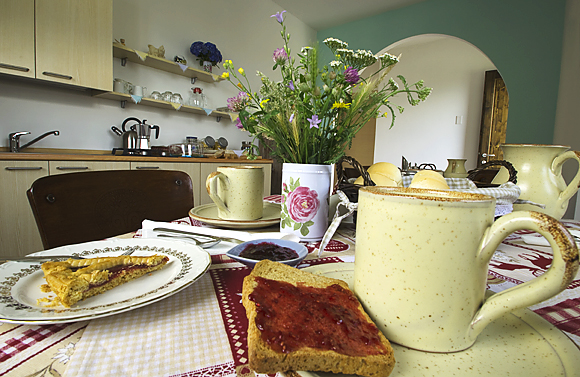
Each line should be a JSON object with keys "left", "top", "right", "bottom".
{"left": 222, "top": 10, "right": 432, "bottom": 165}
{"left": 190, "top": 41, "right": 222, "bottom": 67}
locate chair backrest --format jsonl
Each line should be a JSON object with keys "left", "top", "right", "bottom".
{"left": 27, "top": 169, "right": 194, "bottom": 250}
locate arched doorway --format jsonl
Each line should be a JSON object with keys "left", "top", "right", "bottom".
{"left": 348, "top": 34, "right": 502, "bottom": 172}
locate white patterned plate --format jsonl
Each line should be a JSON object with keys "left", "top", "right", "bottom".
{"left": 297, "top": 263, "right": 580, "bottom": 376}
{"left": 0, "top": 238, "right": 210, "bottom": 324}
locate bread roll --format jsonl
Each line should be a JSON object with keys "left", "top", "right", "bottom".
{"left": 353, "top": 162, "right": 402, "bottom": 187}
{"left": 409, "top": 170, "right": 449, "bottom": 190}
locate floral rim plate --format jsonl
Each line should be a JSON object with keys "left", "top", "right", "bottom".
{"left": 0, "top": 238, "right": 210, "bottom": 324}
{"left": 298, "top": 263, "right": 580, "bottom": 376}
{"left": 189, "top": 202, "right": 281, "bottom": 229}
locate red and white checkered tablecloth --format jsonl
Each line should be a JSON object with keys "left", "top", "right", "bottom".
{"left": 2, "top": 215, "right": 580, "bottom": 376}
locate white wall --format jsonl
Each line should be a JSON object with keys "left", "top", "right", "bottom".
{"left": 373, "top": 35, "right": 496, "bottom": 172}
{"left": 0, "top": 0, "right": 316, "bottom": 152}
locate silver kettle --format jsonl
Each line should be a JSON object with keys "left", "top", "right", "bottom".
{"left": 121, "top": 117, "right": 140, "bottom": 149}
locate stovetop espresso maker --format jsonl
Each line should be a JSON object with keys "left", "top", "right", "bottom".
{"left": 120, "top": 117, "right": 160, "bottom": 150}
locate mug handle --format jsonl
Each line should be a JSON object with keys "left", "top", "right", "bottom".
{"left": 206, "top": 172, "right": 230, "bottom": 215}
{"left": 468, "top": 211, "right": 578, "bottom": 341}
{"left": 552, "top": 150, "right": 580, "bottom": 206}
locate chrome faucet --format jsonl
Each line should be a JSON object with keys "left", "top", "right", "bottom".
{"left": 9, "top": 130, "right": 60, "bottom": 152}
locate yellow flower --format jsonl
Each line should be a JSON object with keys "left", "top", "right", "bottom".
{"left": 260, "top": 99, "right": 270, "bottom": 107}
{"left": 238, "top": 68, "right": 245, "bottom": 75}
{"left": 237, "top": 83, "right": 243, "bottom": 89}
{"left": 221, "top": 72, "right": 229, "bottom": 79}
{"left": 332, "top": 101, "right": 351, "bottom": 109}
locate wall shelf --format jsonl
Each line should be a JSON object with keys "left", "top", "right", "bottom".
{"left": 112, "top": 43, "right": 222, "bottom": 83}
{"left": 92, "top": 43, "right": 232, "bottom": 121}
{"left": 94, "top": 91, "right": 232, "bottom": 121}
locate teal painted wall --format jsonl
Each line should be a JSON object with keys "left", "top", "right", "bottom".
{"left": 317, "top": 0, "right": 566, "bottom": 143}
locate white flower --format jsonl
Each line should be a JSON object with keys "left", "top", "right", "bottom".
{"left": 53, "top": 342, "right": 75, "bottom": 364}
{"left": 330, "top": 61, "right": 342, "bottom": 68}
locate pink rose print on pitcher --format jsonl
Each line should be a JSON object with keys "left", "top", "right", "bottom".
{"left": 281, "top": 177, "right": 320, "bottom": 237}
{"left": 286, "top": 186, "right": 320, "bottom": 223}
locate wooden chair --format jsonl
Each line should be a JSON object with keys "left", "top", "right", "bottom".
{"left": 27, "top": 169, "right": 194, "bottom": 249}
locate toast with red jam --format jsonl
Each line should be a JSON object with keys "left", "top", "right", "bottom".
{"left": 242, "top": 260, "right": 395, "bottom": 377}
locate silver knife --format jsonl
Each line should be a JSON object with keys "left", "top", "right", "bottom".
{"left": 0, "top": 255, "right": 81, "bottom": 263}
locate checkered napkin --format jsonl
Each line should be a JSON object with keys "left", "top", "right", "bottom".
{"left": 402, "top": 177, "right": 521, "bottom": 216}
{"left": 64, "top": 274, "right": 232, "bottom": 377}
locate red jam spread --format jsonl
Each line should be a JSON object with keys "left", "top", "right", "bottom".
{"left": 239, "top": 242, "right": 298, "bottom": 261}
{"left": 249, "top": 276, "right": 388, "bottom": 356}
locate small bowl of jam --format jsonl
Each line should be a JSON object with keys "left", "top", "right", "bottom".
{"left": 226, "top": 239, "right": 308, "bottom": 268}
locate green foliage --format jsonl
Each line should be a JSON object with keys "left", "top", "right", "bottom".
{"left": 221, "top": 12, "right": 432, "bottom": 165}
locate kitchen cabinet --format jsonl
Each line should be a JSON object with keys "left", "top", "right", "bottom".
{"left": 200, "top": 163, "right": 272, "bottom": 205}
{"left": 0, "top": 161, "right": 49, "bottom": 257}
{"left": 131, "top": 162, "right": 202, "bottom": 208}
{"left": 0, "top": 0, "right": 36, "bottom": 79}
{"left": 0, "top": 0, "right": 113, "bottom": 91}
{"left": 49, "top": 161, "right": 130, "bottom": 175}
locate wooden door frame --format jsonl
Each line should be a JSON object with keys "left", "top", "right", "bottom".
{"left": 477, "top": 70, "right": 509, "bottom": 166}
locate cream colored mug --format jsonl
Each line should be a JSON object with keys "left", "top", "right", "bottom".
{"left": 206, "top": 166, "right": 264, "bottom": 220}
{"left": 354, "top": 186, "right": 578, "bottom": 353}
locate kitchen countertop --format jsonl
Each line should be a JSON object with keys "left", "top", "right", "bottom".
{"left": 0, "top": 150, "right": 273, "bottom": 163}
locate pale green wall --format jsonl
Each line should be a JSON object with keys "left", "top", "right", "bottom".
{"left": 317, "top": 0, "right": 566, "bottom": 143}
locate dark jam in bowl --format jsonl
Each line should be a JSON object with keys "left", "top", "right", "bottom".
{"left": 238, "top": 242, "right": 299, "bottom": 261}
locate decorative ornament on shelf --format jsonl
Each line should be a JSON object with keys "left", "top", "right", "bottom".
{"left": 148, "top": 44, "right": 165, "bottom": 58}
{"left": 190, "top": 41, "right": 222, "bottom": 73}
{"left": 221, "top": 10, "right": 432, "bottom": 241}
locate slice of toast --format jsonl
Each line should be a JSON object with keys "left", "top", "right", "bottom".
{"left": 242, "top": 260, "right": 395, "bottom": 377}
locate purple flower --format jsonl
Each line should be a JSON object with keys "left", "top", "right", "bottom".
{"left": 234, "top": 117, "right": 244, "bottom": 130}
{"left": 271, "top": 10, "right": 286, "bottom": 23}
{"left": 273, "top": 48, "right": 289, "bottom": 65}
{"left": 288, "top": 81, "right": 295, "bottom": 90}
{"left": 307, "top": 114, "right": 321, "bottom": 129}
{"left": 289, "top": 113, "right": 295, "bottom": 123}
{"left": 227, "top": 92, "right": 249, "bottom": 112}
{"left": 344, "top": 66, "right": 360, "bottom": 84}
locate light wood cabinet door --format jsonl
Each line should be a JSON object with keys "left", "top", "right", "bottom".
{"left": 130, "top": 162, "right": 201, "bottom": 209}
{"left": 48, "top": 161, "right": 130, "bottom": 175}
{"left": 0, "top": 161, "right": 49, "bottom": 257}
{"left": 0, "top": 0, "right": 36, "bottom": 78}
{"left": 199, "top": 163, "right": 272, "bottom": 205}
{"left": 35, "top": 0, "right": 113, "bottom": 90}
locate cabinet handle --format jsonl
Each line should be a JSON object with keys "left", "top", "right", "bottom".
{"left": 56, "top": 166, "right": 89, "bottom": 170}
{"left": 5, "top": 166, "right": 43, "bottom": 171}
{"left": 0, "top": 63, "right": 30, "bottom": 72}
{"left": 42, "top": 71, "right": 73, "bottom": 80}
{"left": 135, "top": 166, "right": 160, "bottom": 170}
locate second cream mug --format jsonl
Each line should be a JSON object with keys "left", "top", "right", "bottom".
{"left": 354, "top": 186, "right": 578, "bottom": 353}
{"left": 206, "top": 166, "right": 264, "bottom": 220}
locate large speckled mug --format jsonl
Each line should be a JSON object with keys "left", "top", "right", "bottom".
{"left": 354, "top": 186, "right": 578, "bottom": 353}
{"left": 206, "top": 166, "right": 264, "bottom": 220}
